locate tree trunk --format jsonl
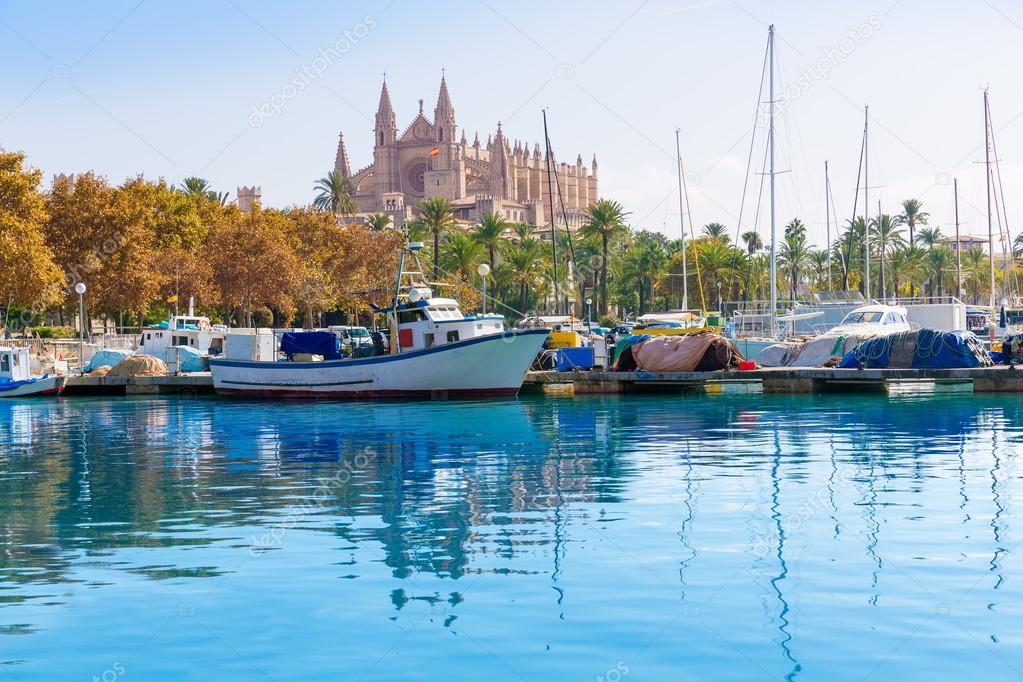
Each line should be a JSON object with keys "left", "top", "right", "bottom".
{"left": 600, "top": 233, "right": 609, "bottom": 315}
{"left": 434, "top": 230, "right": 440, "bottom": 281}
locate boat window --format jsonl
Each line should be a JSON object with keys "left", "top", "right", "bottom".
{"left": 424, "top": 333, "right": 435, "bottom": 348}
{"left": 351, "top": 328, "right": 370, "bottom": 338}
{"left": 11, "top": 354, "right": 19, "bottom": 368}
{"left": 447, "top": 330, "right": 459, "bottom": 343}
{"left": 398, "top": 309, "right": 426, "bottom": 323}
{"left": 842, "top": 311, "right": 883, "bottom": 324}
{"left": 0, "top": 356, "right": 8, "bottom": 373}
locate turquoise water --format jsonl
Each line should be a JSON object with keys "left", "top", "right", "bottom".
{"left": 1, "top": 394, "right": 1022, "bottom": 681}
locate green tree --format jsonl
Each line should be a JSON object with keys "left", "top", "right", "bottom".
{"left": 366, "top": 213, "right": 391, "bottom": 231}
{"left": 417, "top": 197, "right": 456, "bottom": 280}
{"left": 870, "top": 213, "right": 906, "bottom": 300}
{"left": 779, "top": 219, "right": 810, "bottom": 302}
{"left": 580, "top": 199, "right": 629, "bottom": 315}
{"left": 471, "top": 211, "right": 508, "bottom": 269}
{"left": 441, "top": 232, "right": 484, "bottom": 281}
{"left": 900, "top": 198, "right": 929, "bottom": 245}
{"left": 702, "top": 222, "right": 730, "bottom": 243}
{"left": 740, "top": 230, "right": 763, "bottom": 256}
{"left": 313, "top": 170, "right": 357, "bottom": 218}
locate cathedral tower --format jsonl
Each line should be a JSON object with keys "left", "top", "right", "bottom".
{"left": 373, "top": 78, "right": 398, "bottom": 195}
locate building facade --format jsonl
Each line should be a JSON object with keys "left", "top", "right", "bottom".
{"left": 334, "top": 76, "right": 598, "bottom": 229}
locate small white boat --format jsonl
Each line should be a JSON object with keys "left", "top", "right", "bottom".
{"left": 210, "top": 242, "right": 548, "bottom": 398}
{"left": 0, "top": 347, "right": 64, "bottom": 397}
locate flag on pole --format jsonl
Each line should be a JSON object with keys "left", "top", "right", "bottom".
{"left": 429, "top": 146, "right": 440, "bottom": 157}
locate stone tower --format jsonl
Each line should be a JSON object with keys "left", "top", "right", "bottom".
{"left": 424, "top": 74, "right": 465, "bottom": 201}
{"left": 373, "top": 78, "right": 398, "bottom": 194}
{"left": 237, "top": 186, "right": 261, "bottom": 213}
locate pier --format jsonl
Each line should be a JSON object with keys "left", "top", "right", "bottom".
{"left": 63, "top": 372, "right": 215, "bottom": 396}
{"left": 524, "top": 366, "right": 1023, "bottom": 394}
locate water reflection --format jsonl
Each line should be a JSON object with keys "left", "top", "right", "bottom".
{"left": 1, "top": 394, "right": 1022, "bottom": 679}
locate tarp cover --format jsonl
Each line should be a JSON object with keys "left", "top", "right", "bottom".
{"left": 107, "top": 355, "right": 169, "bottom": 377}
{"left": 85, "top": 348, "right": 133, "bottom": 372}
{"left": 631, "top": 334, "right": 743, "bottom": 372}
{"left": 839, "top": 329, "right": 993, "bottom": 369}
{"left": 756, "top": 342, "right": 801, "bottom": 367}
{"left": 280, "top": 331, "right": 342, "bottom": 360}
{"left": 786, "top": 334, "right": 865, "bottom": 367}
{"left": 162, "top": 345, "right": 208, "bottom": 372}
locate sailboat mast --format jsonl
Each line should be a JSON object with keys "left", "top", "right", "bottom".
{"left": 542, "top": 109, "right": 559, "bottom": 316}
{"left": 675, "top": 128, "right": 689, "bottom": 311}
{"left": 768, "top": 24, "right": 777, "bottom": 333}
{"left": 984, "top": 88, "right": 995, "bottom": 310}
{"left": 863, "top": 106, "right": 870, "bottom": 301}
{"left": 954, "top": 177, "right": 962, "bottom": 299}
{"left": 825, "top": 160, "right": 832, "bottom": 291}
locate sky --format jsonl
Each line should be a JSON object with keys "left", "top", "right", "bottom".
{"left": 3, "top": 0, "right": 1023, "bottom": 251}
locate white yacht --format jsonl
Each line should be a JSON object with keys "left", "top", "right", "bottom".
{"left": 825, "top": 303, "right": 911, "bottom": 338}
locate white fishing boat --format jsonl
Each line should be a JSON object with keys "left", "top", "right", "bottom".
{"left": 209, "top": 242, "right": 548, "bottom": 398}
{"left": 0, "top": 347, "right": 64, "bottom": 398}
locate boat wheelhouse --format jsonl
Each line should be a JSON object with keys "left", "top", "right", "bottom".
{"left": 0, "top": 346, "right": 64, "bottom": 397}
{"left": 138, "top": 314, "right": 226, "bottom": 357}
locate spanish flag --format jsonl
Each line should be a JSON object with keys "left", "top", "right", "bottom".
{"left": 167, "top": 295, "right": 178, "bottom": 304}
{"left": 429, "top": 146, "right": 440, "bottom": 157}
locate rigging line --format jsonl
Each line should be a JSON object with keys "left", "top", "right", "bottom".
{"left": 844, "top": 127, "right": 867, "bottom": 288}
{"left": 773, "top": 48, "right": 808, "bottom": 224}
{"left": 744, "top": 132, "right": 771, "bottom": 302}
{"left": 827, "top": 162, "right": 846, "bottom": 280}
{"left": 730, "top": 34, "right": 772, "bottom": 274}
{"left": 550, "top": 144, "right": 580, "bottom": 285}
{"left": 679, "top": 151, "right": 707, "bottom": 312}
{"left": 987, "top": 99, "right": 1016, "bottom": 297}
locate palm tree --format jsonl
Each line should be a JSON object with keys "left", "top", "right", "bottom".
{"left": 928, "top": 245, "right": 955, "bottom": 297}
{"left": 179, "top": 177, "right": 212, "bottom": 197}
{"left": 963, "top": 246, "right": 987, "bottom": 303}
{"left": 471, "top": 211, "right": 508, "bottom": 268}
{"left": 740, "top": 230, "right": 763, "bottom": 256}
{"left": 870, "top": 214, "right": 906, "bottom": 300}
{"left": 900, "top": 198, "right": 929, "bottom": 245}
{"left": 1013, "top": 233, "right": 1023, "bottom": 259}
{"left": 417, "top": 197, "right": 456, "bottom": 280}
{"left": 313, "top": 170, "right": 357, "bottom": 218}
{"left": 916, "top": 226, "right": 943, "bottom": 249}
{"left": 366, "top": 213, "right": 391, "bottom": 231}
{"left": 779, "top": 220, "right": 811, "bottom": 302}
{"left": 835, "top": 217, "right": 867, "bottom": 291}
{"left": 506, "top": 238, "right": 547, "bottom": 316}
{"left": 441, "top": 233, "right": 484, "bottom": 281}
{"left": 702, "top": 222, "right": 730, "bottom": 243}
{"left": 697, "top": 240, "right": 733, "bottom": 309}
{"left": 580, "top": 199, "right": 629, "bottom": 315}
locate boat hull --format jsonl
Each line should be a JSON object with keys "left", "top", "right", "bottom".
{"left": 209, "top": 329, "right": 548, "bottom": 399}
{"left": 0, "top": 375, "right": 65, "bottom": 398}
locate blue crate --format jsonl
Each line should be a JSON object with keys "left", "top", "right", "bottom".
{"left": 556, "top": 347, "right": 595, "bottom": 371}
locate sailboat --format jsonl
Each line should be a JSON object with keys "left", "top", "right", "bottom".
{"left": 209, "top": 241, "right": 548, "bottom": 398}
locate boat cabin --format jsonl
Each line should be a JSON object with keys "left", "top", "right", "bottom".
{"left": 0, "top": 347, "right": 31, "bottom": 384}
{"left": 828, "top": 304, "right": 911, "bottom": 336}
{"left": 391, "top": 290, "right": 505, "bottom": 352}
{"left": 138, "top": 315, "right": 225, "bottom": 357}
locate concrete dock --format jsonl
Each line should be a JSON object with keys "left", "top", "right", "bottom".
{"left": 524, "top": 365, "right": 1023, "bottom": 394}
{"left": 64, "top": 372, "right": 215, "bottom": 396}
{"left": 54, "top": 366, "right": 1023, "bottom": 397}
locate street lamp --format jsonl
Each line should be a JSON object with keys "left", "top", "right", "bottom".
{"left": 585, "top": 297, "right": 593, "bottom": 329}
{"left": 75, "top": 282, "right": 87, "bottom": 373}
{"left": 478, "top": 263, "right": 491, "bottom": 315}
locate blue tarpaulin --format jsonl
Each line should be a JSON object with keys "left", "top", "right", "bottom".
{"left": 280, "top": 331, "right": 342, "bottom": 360}
{"left": 84, "top": 348, "right": 133, "bottom": 372}
{"left": 838, "top": 329, "right": 992, "bottom": 369}
{"left": 162, "top": 345, "right": 209, "bottom": 372}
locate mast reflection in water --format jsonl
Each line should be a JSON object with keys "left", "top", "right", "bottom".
{"left": 0, "top": 394, "right": 1021, "bottom": 680}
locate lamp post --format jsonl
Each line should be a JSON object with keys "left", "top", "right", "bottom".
{"left": 75, "top": 282, "right": 87, "bottom": 373}
{"left": 478, "top": 263, "right": 491, "bottom": 315}
{"left": 585, "top": 297, "right": 592, "bottom": 330}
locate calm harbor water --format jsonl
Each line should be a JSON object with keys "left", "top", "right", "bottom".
{"left": 1, "top": 393, "right": 1022, "bottom": 681}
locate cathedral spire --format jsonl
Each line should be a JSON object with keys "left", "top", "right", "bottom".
{"left": 334, "top": 132, "right": 351, "bottom": 177}
{"left": 473, "top": 131, "right": 480, "bottom": 148}
{"left": 433, "top": 72, "right": 456, "bottom": 143}
{"left": 376, "top": 77, "right": 394, "bottom": 118}
{"left": 375, "top": 76, "right": 396, "bottom": 147}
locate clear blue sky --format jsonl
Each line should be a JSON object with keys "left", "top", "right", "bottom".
{"left": 3, "top": 0, "right": 1022, "bottom": 249}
